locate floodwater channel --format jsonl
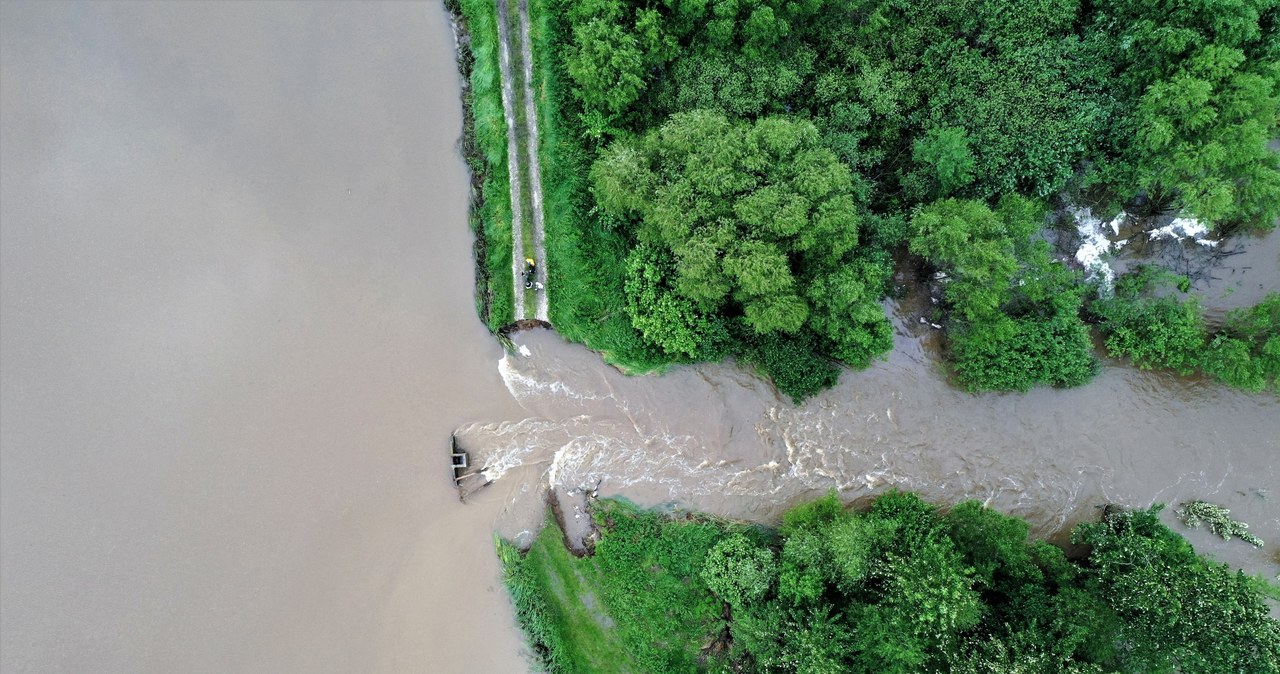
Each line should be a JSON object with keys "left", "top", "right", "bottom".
{"left": 463, "top": 227, "right": 1280, "bottom": 577}
{"left": 467, "top": 297, "right": 1280, "bottom": 580}
{"left": 1, "top": 3, "right": 1277, "bottom": 674}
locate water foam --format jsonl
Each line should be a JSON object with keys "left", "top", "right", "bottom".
{"left": 1068, "top": 205, "right": 1124, "bottom": 292}
{"left": 1148, "top": 215, "right": 1218, "bottom": 247}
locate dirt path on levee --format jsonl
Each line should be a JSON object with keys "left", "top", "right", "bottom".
{"left": 494, "top": 0, "right": 548, "bottom": 321}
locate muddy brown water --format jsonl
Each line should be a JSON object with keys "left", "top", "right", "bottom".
{"left": 1, "top": 3, "right": 532, "bottom": 672}
{"left": 464, "top": 228, "right": 1280, "bottom": 577}
{"left": 1, "top": 3, "right": 1276, "bottom": 673}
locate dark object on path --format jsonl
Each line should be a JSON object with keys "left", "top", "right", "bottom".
{"left": 523, "top": 256, "right": 536, "bottom": 289}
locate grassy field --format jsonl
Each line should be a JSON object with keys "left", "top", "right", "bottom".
{"left": 499, "top": 502, "right": 731, "bottom": 674}
{"left": 501, "top": 519, "right": 637, "bottom": 674}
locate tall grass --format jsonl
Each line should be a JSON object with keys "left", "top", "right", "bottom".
{"left": 526, "top": 0, "right": 669, "bottom": 371}
{"left": 456, "top": 0, "right": 514, "bottom": 330}
{"left": 501, "top": 505, "right": 726, "bottom": 674}
{"left": 496, "top": 536, "right": 574, "bottom": 672}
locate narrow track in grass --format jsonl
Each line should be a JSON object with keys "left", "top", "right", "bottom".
{"left": 494, "top": 0, "right": 548, "bottom": 322}
{"left": 494, "top": 0, "right": 526, "bottom": 320}
{"left": 516, "top": 0, "right": 548, "bottom": 321}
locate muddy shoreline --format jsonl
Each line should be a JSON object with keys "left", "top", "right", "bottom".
{"left": 547, "top": 487, "right": 598, "bottom": 556}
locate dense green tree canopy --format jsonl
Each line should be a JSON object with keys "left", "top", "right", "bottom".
{"left": 908, "top": 126, "right": 975, "bottom": 200}
{"left": 563, "top": 0, "right": 677, "bottom": 137}
{"left": 1090, "top": 0, "right": 1280, "bottom": 228}
{"left": 592, "top": 111, "right": 893, "bottom": 389}
{"left": 1074, "top": 505, "right": 1280, "bottom": 673}
{"left": 501, "top": 490, "right": 1280, "bottom": 674}
{"left": 909, "top": 197, "right": 1099, "bottom": 391}
{"left": 519, "top": 0, "right": 1279, "bottom": 401}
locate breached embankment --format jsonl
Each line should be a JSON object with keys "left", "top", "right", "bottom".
{"left": 456, "top": 308, "right": 1279, "bottom": 574}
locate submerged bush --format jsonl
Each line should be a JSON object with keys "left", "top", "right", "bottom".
{"left": 1176, "top": 500, "right": 1265, "bottom": 547}
{"left": 1093, "top": 273, "right": 1278, "bottom": 393}
{"left": 1203, "top": 293, "right": 1280, "bottom": 393}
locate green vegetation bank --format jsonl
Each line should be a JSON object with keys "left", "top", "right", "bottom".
{"left": 501, "top": 491, "right": 1280, "bottom": 674}
{"left": 457, "top": 0, "right": 1280, "bottom": 400}
{"left": 450, "top": 0, "right": 516, "bottom": 330}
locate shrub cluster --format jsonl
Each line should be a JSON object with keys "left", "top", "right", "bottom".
{"left": 503, "top": 492, "right": 1280, "bottom": 674}
{"left": 1091, "top": 267, "right": 1280, "bottom": 393}
{"left": 908, "top": 197, "right": 1098, "bottom": 391}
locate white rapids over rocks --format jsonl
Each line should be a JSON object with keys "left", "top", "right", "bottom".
{"left": 1066, "top": 206, "right": 1222, "bottom": 293}
{"left": 1149, "top": 217, "right": 1219, "bottom": 247}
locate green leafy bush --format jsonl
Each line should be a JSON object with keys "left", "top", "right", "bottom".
{"left": 909, "top": 197, "right": 1098, "bottom": 391}
{"left": 1203, "top": 293, "right": 1280, "bottom": 393}
{"left": 590, "top": 500, "right": 729, "bottom": 673}
{"left": 701, "top": 534, "right": 776, "bottom": 609}
{"left": 1091, "top": 266, "right": 1207, "bottom": 375}
{"left": 739, "top": 330, "right": 841, "bottom": 403}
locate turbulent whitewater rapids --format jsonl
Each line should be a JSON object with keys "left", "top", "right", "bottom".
{"left": 456, "top": 278, "right": 1280, "bottom": 574}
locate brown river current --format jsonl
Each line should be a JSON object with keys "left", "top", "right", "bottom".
{"left": 1, "top": 2, "right": 1277, "bottom": 673}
